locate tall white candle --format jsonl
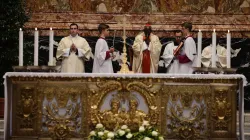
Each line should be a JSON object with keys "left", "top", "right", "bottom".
{"left": 212, "top": 29, "right": 216, "bottom": 68}
{"left": 227, "top": 30, "right": 231, "bottom": 68}
{"left": 19, "top": 28, "right": 23, "bottom": 66}
{"left": 34, "top": 28, "right": 39, "bottom": 66}
{"left": 49, "top": 27, "right": 54, "bottom": 66}
{"left": 197, "top": 30, "right": 202, "bottom": 67}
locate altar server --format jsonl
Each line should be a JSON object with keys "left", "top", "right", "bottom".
{"left": 92, "top": 23, "right": 114, "bottom": 73}
{"left": 176, "top": 22, "right": 197, "bottom": 74}
{"left": 161, "top": 30, "right": 183, "bottom": 73}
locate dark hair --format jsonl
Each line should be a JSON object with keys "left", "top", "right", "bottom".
{"left": 182, "top": 22, "right": 192, "bottom": 32}
{"left": 98, "top": 23, "right": 109, "bottom": 34}
{"left": 70, "top": 23, "right": 78, "bottom": 29}
{"left": 174, "top": 30, "right": 182, "bottom": 34}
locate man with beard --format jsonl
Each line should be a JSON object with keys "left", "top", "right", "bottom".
{"left": 132, "top": 23, "right": 162, "bottom": 73}
{"left": 161, "top": 30, "right": 183, "bottom": 73}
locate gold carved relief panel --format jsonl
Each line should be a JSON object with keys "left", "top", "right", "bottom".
{"left": 210, "top": 85, "right": 237, "bottom": 138}
{"left": 161, "top": 85, "right": 211, "bottom": 139}
{"left": 12, "top": 83, "right": 39, "bottom": 136}
{"left": 88, "top": 78, "right": 162, "bottom": 132}
{"left": 8, "top": 76, "right": 239, "bottom": 140}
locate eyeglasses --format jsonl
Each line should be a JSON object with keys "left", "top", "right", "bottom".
{"left": 70, "top": 28, "right": 77, "bottom": 30}
{"left": 176, "top": 36, "right": 182, "bottom": 39}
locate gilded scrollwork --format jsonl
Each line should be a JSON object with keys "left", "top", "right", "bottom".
{"left": 16, "top": 87, "right": 38, "bottom": 129}
{"left": 147, "top": 106, "right": 159, "bottom": 126}
{"left": 163, "top": 85, "right": 211, "bottom": 139}
{"left": 126, "top": 80, "right": 161, "bottom": 107}
{"left": 42, "top": 87, "right": 55, "bottom": 101}
{"left": 39, "top": 86, "right": 83, "bottom": 140}
{"left": 8, "top": 76, "right": 240, "bottom": 139}
{"left": 89, "top": 79, "right": 160, "bottom": 132}
{"left": 91, "top": 80, "right": 123, "bottom": 109}
{"left": 211, "top": 88, "right": 232, "bottom": 131}
{"left": 54, "top": 88, "right": 70, "bottom": 108}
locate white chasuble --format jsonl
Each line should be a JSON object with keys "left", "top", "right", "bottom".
{"left": 132, "top": 33, "right": 162, "bottom": 73}
{"left": 56, "top": 35, "right": 93, "bottom": 73}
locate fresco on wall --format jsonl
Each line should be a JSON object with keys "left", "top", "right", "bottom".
{"left": 26, "top": 0, "right": 250, "bottom": 14}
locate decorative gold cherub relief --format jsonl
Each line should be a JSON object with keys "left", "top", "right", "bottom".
{"left": 127, "top": 99, "right": 147, "bottom": 131}
{"left": 101, "top": 98, "right": 126, "bottom": 130}
{"left": 90, "top": 95, "right": 151, "bottom": 132}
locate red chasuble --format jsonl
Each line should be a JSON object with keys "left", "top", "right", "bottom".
{"left": 142, "top": 49, "right": 151, "bottom": 73}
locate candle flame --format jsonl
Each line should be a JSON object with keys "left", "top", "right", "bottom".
{"left": 35, "top": 28, "right": 37, "bottom": 31}
{"left": 50, "top": 27, "right": 52, "bottom": 30}
{"left": 213, "top": 29, "right": 215, "bottom": 32}
{"left": 199, "top": 30, "right": 201, "bottom": 32}
{"left": 20, "top": 28, "right": 22, "bottom": 31}
{"left": 228, "top": 30, "right": 230, "bottom": 33}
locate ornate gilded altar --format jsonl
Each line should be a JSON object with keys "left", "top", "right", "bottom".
{"left": 4, "top": 73, "right": 245, "bottom": 140}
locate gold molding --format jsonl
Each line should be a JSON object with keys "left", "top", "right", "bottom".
{"left": 6, "top": 76, "right": 240, "bottom": 139}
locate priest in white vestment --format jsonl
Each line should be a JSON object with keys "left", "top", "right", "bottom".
{"left": 176, "top": 22, "right": 197, "bottom": 74}
{"left": 132, "top": 24, "right": 162, "bottom": 73}
{"left": 92, "top": 23, "right": 114, "bottom": 73}
{"left": 161, "top": 31, "right": 182, "bottom": 73}
{"left": 56, "top": 23, "right": 93, "bottom": 73}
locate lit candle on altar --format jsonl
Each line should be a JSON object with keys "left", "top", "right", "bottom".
{"left": 197, "top": 30, "right": 202, "bottom": 67}
{"left": 19, "top": 28, "right": 23, "bottom": 66}
{"left": 34, "top": 28, "right": 39, "bottom": 66}
{"left": 49, "top": 27, "right": 54, "bottom": 66}
{"left": 212, "top": 29, "right": 216, "bottom": 68}
{"left": 227, "top": 30, "right": 231, "bottom": 68}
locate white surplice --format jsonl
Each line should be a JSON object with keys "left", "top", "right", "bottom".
{"left": 56, "top": 35, "right": 93, "bottom": 73}
{"left": 92, "top": 38, "right": 113, "bottom": 73}
{"left": 178, "top": 37, "right": 197, "bottom": 74}
{"left": 161, "top": 42, "right": 179, "bottom": 73}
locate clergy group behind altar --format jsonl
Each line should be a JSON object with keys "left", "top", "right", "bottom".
{"left": 56, "top": 22, "right": 196, "bottom": 74}
{"left": 19, "top": 22, "right": 234, "bottom": 74}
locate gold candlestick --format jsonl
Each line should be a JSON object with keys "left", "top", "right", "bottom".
{"left": 118, "top": 15, "right": 134, "bottom": 74}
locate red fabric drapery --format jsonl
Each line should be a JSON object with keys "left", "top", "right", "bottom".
{"left": 142, "top": 50, "right": 151, "bottom": 73}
